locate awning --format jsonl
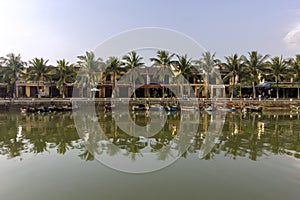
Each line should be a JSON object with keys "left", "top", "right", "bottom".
{"left": 256, "top": 82, "right": 273, "bottom": 88}
{"left": 140, "top": 84, "right": 163, "bottom": 89}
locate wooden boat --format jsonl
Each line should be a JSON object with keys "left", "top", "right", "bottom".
{"left": 244, "top": 106, "right": 262, "bottom": 112}
{"left": 166, "top": 106, "right": 179, "bottom": 111}
{"left": 48, "top": 105, "right": 57, "bottom": 112}
{"left": 150, "top": 104, "right": 164, "bottom": 111}
{"left": 104, "top": 104, "right": 115, "bottom": 112}
{"left": 181, "top": 106, "right": 199, "bottom": 111}
{"left": 205, "top": 110, "right": 214, "bottom": 115}
{"left": 204, "top": 107, "right": 217, "bottom": 111}
{"left": 27, "top": 107, "right": 36, "bottom": 113}
{"left": 167, "top": 110, "right": 178, "bottom": 115}
{"left": 132, "top": 104, "right": 149, "bottom": 111}
{"left": 20, "top": 104, "right": 73, "bottom": 113}
{"left": 20, "top": 107, "right": 28, "bottom": 113}
{"left": 218, "top": 107, "right": 237, "bottom": 112}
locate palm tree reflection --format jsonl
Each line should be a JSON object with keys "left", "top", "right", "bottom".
{"left": 1, "top": 111, "right": 300, "bottom": 161}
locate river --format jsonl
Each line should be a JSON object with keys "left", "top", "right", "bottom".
{"left": 0, "top": 110, "right": 299, "bottom": 200}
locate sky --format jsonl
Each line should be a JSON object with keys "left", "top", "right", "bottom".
{"left": 1, "top": 0, "right": 300, "bottom": 64}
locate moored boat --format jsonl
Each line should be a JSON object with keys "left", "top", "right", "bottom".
{"left": 204, "top": 107, "right": 217, "bottom": 111}
{"left": 243, "top": 106, "right": 262, "bottom": 112}
{"left": 166, "top": 105, "right": 179, "bottom": 111}
{"left": 181, "top": 106, "right": 199, "bottom": 111}
{"left": 218, "top": 107, "right": 237, "bottom": 112}
{"left": 132, "top": 104, "right": 149, "bottom": 111}
{"left": 150, "top": 104, "right": 164, "bottom": 111}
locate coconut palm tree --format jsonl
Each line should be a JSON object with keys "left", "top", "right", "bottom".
{"left": 0, "top": 53, "right": 26, "bottom": 98}
{"left": 287, "top": 55, "right": 300, "bottom": 99}
{"left": 222, "top": 54, "right": 244, "bottom": 98}
{"left": 27, "top": 58, "right": 50, "bottom": 98}
{"left": 77, "top": 51, "right": 104, "bottom": 98}
{"left": 53, "top": 59, "right": 77, "bottom": 98}
{"left": 267, "top": 56, "right": 290, "bottom": 99}
{"left": 194, "top": 52, "right": 220, "bottom": 98}
{"left": 150, "top": 50, "right": 176, "bottom": 98}
{"left": 104, "top": 57, "right": 124, "bottom": 98}
{"left": 175, "top": 54, "right": 193, "bottom": 79}
{"left": 242, "top": 51, "right": 269, "bottom": 98}
{"left": 174, "top": 54, "right": 193, "bottom": 97}
{"left": 122, "top": 51, "right": 144, "bottom": 98}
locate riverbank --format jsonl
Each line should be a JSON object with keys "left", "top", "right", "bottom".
{"left": 1, "top": 98, "right": 300, "bottom": 111}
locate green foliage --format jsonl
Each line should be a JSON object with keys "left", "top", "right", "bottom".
{"left": 121, "top": 51, "right": 145, "bottom": 98}
{"left": 0, "top": 53, "right": 26, "bottom": 98}
{"left": 242, "top": 51, "right": 269, "bottom": 98}
{"left": 52, "top": 59, "right": 77, "bottom": 98}
{"left": 193, "top": 52, "right": 220, "bottom": 97}
{"left": 150, "top": 50, "right": 176, "bottom": 81}
{"left": 27, "top": 58, "right": 50, "bottom": 98}
{"left": 76, "top": 51, "right": 104, "bottom": 97}
{"left": 222, "top": 54, "right": 244, "bottom": 98}
{"left": 267, "top": 56, "right": 290, "bottom": 98}
{"left": 27, "top": 58, "right": 49, "bottom": 81}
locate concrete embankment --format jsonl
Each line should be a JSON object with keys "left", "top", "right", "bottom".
{"left": 1, "top": 98, "right": 300, "bottom": 111}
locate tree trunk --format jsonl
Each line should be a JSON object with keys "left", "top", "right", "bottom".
{"left": 132, "top": 69, "right": 136, "bottom": 98}
{"left": 206, "top": 84, "right": 209, "bottom": 98}
{"left": 180, "top": 84, "right": 183, "bottom": 98}
{"left": 13, "top": 71, "right": 18, "bottom": 99}
{"left": 239, "top": 84, "right": 242, "bottom": 98}
{"left": 37, "top": 82, "right": 40, "bottom": 98}
{"left": 99, "top": 72, "right": 103, "bottom": 98}
{"left": 276, "top": 80, "right": 279, "bottom": 99}
{"left": 231, "top": 76, "right": 235, "bottom": 99}
{"left": 62, "top": 84, "right": 65, "bottom": 98}
{"left": 162, "top": 66, "right": 165, "bottom": 100}
{"left": 206, "top": 76, "right": 209, "bottom": 99}
{"left": 252, "top": 81, "right": 256, "bottom": 98}
{"left": 13, "top": 81, "right": 16, "bottom": 99}
{"left": 113, "top": 72, "right": 117, "bottom": 98}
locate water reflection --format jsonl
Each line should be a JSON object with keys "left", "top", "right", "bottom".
{"left": 0, "top": 111, "right": 300, "bottom": 161}
{"left": 0, "top": 112, "right": 82, "bottom": 159}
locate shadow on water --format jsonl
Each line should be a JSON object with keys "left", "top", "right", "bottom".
{"left": 0, "top": 110, "right": 300, "bottom": 161}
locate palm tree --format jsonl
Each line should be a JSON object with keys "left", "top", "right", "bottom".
{"left": 150, "top": 50, "right": 176, "bottom": 98}
{"left": 0, "top": 53, "right": 26, "bottom": 98}
{"left": 104, "top": 57, "right": 123, "bottom": 98}
{"left": 174, "top": 54, "right": 193, "bottom": 97}
{"left": 243, "top": 51, "right": 269, "bottom": 98}
{"left": 77, "top": 51, "right": 104, "bottom": 98}
{"left": 122, "top": 51, "right": 144, "bottom": 98}
{"left": 27, "top": 58, "right": 49, "bottom": 98}
{"left": 54, "top": 59, "right": 77, "bottom": 98}
{"left": 267, "top": 56, "right": 290, "bottom": 98}
{"left": 194, "top": 52, "right": 220, "bottom": 98}
{"left": 222, "top": 54, "right": 244, "bottom": 98}
{"left": 287, "top": 55, "right": 300, "bottom": 99}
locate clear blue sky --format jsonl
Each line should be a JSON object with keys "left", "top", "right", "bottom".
{"left": 1, "top": 0, "right": 300, "bottom": 64}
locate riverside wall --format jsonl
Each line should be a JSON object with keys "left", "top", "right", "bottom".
{"left": 1, "top": 98, "right": 300, "bottom": 111}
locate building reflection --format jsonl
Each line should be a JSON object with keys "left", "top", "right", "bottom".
{"left": 0, "top": 111, "right": 300, "bottom": 161}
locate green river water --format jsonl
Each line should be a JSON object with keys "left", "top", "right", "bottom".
{"left": 0, "top": 110, "right": 299, "bottom": 200}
